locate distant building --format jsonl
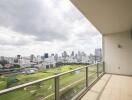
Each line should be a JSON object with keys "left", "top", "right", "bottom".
{"left": 54, "top": 54, "right": 58, "bottom": 62}
{"left": 95, "top": 48, "right": 102, "bottom": 57}
{"left": 41, "top": 57, "right": 56, "bottom": 70}
{"left": 89, "top": 53, "right": 95, "bottom": 64}
{"left": 19, "top": 57, "right": 31, "bottom": 68}
{"left": 62, "top": 51, "right": 67, "bottom": 58}
{"left": 95, "top": 48, "right": 102, "bottom": 62}
{"left": 44, "top": 53, "right": 49, "bottom": 58}
{"left": 77, "top": 51, "right": 82, "bottom": 62}
{"left": 71, "top": 51, "right": 75, "bottom": 57}
{"left": 36, "top": 55, "right": 42, "bottom": 63}
{"left": 51, "top": 53, "right": 54, "bottom": 56}
{"left": 8, "top": 57, "right": 15, "bottom": 64}
{"left": 30, "top": 54, "right": 36, "bottom": 62}
{"left": 0, "top": 56, "right": 5, "bottom": 61}
{"left": 17, "top": 55, "right": 21, "bottom": 59}
{"left": 62, "top": 51, "right": 68, "bottom": 63}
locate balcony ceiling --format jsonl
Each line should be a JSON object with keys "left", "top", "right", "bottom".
{"left": 71, "top": 0, "right": 132, "bottom": 34}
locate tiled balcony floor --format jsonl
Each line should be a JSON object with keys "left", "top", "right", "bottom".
{"left": 81, "top": 74, "right": 132, "bottom": 100}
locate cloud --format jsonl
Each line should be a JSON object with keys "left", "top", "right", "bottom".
{"left": 0, "top": 27, "right": 36, "bottom": 46}
{"left": 0, "top": 0, "right": 102, "bottom": 56}
{"left": 0, "top": 0, "right": 86, "bottom": 41}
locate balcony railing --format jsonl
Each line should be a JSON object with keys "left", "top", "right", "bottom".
{"left": 0, "top": 62, "right": 104, "bottom": 100}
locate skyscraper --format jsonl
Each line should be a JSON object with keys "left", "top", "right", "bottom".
{"left": 62, "top": 51, "right": 67, "bottom": 58}
{"left": 44, "top": 53, "right": 49, "bottom": 58}
{"left": 95, "top": 48, "right": 102, "bottom": 62}
{"left": 71, "top": 51, "right": 75, "bottom": 57}
{"left": 30, "top": 54, "right": 35, "bottom": 62}
{"left": 95, "top": 48, "right": 102, "bottom": 57}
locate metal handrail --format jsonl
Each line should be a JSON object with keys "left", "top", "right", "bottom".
{"left": 0, "top": 62, "right": 104, "bottom": 100}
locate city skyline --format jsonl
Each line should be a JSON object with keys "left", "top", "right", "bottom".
{"left": 0, "top": 48, "right": 102, "bottom": 69}
{"left": 0, "top": 49, "right": 101, "bottom": 58}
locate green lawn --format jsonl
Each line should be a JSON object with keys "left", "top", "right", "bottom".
{"left": 0, "top": 64, "right": 100, "bottom": 100}
{"left": 0, "top": 65, "right": 83, "bottom": 88}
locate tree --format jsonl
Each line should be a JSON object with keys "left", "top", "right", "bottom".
{"left": 12, "top": 64, "right": 20, "bottom": 68}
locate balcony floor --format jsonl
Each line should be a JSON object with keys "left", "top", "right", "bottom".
{"left": 81, "top": 74, "right": 132, "bottom": 100}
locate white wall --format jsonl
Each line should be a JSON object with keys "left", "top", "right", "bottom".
{"left": 104, "top": 31, "right": 132, "bottom": 75}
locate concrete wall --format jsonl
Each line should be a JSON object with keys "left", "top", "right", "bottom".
{"left": 103, "top": 31, "right": 132, "bottom": 75}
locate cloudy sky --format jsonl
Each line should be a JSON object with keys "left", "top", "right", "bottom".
{"left": 0, "top": 0, "right": 102, "bottom": 57}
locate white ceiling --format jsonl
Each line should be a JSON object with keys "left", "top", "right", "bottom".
{"left": 71, "top": 0, "right": 132, "bottom": 34}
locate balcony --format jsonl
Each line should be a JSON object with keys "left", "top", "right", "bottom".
{"left": 81, "top": 74, "right": 132, "bottom": 100}
{"left": 0, "top": 0, "right": 131, "bottom": 100}
{"left": 0, "top": 63, "right": 104, "bottom": 100}
{"left": 70, "top": 0, "right": 132, "bottom": 99}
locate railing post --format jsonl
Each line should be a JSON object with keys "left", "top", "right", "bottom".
{"left": 97, "top": 63, "right": 99, "bottom": 77}
{"left": 103, "top": 61, "right": 105, "bottom": 73}
{"left": 55, "top": 76, "right": 60, "bottom": 100}
{"left": 86, "top": 67, "right": 88, "bottom": 87}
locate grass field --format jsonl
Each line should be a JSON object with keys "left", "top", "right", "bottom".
{"left": 0, "top": 64, "right": 100, "bottom": 100}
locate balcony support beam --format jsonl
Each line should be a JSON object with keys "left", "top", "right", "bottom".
{"left": 97, "top": 63, "right": 99, "bottom": 77}
{"left": 86, "top": 67, "right": 89, "bottom": 87}
{"left": 55, "top": 76, "right": 60, "bottom": 100}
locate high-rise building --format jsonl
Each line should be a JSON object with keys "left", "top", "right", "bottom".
{"left": 44, "top": 53, "right": 49, "bottom": 58}
{"left": 54, "top": 54, "right": 58, "bottom": 62}
{"left": 51, "top": 53, "right": 54, "bottom": 57}
{"left": 71, "top": 51, "right": 75, "bottom": 57}
{"left": 81, "top": 52, "right": 86, "bottom": 57}
{"left": 0, "top": 56, "right": 5, "bottom": 61}
{"left": 37, "top": 55, "right": 42, "bottom": 62}
{"left": 17, "top": 55, "right": 21, "bottom": 59}
{"left": 30, "top": 54, "right": 35, "bottom": 62}
{"left": 95, "top": 48, "right": 102, "bottom": 57}
{"left": 95, "top": 48, "right": 102, "bottom": 62}
{"left": 62, "top": 51, "right": 67, "bottom": 58}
